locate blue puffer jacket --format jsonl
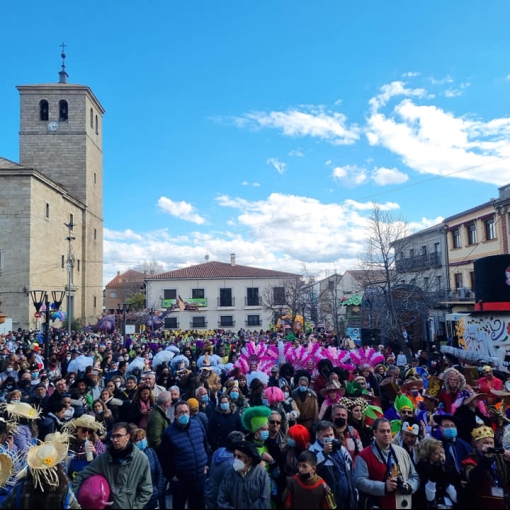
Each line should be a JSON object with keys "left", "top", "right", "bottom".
{"left": 160, "top": 418, "right": 208, "bottom": 482}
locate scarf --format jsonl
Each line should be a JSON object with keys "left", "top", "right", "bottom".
{"left": 108, "top": 441, "right": 134, "bottom": 461}
{"left": 139, "top": 399, "right": 151, "bottom": 429}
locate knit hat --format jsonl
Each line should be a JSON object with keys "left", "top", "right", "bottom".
{"left": 187, "top": 398, "right": 199, "bottom": 412}
{"left": 264, "top": 386, "right": 284, "bottom": 405}
{"left": 472, "top": 425, "right": 494, "bottom": 442}
{"left": 241, "top": 406, "right": 272, "bottom": 433}
{"left": 401, "top": 417, "right": 420, "bottom": 436}
{"left": 288, "top": 424, "right": 311, "bottom": 451}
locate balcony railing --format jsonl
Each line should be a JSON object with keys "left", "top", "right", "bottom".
{"left": 448, "top": 287, "right": 475, "bottom": 301}
{"left": 395, "top": 252, "right": 442, "bottom": 273}
{"left": 164, "top": 320, "right": 179, "bottom": 329}
{"left": 217, "top": 297, "right": 235, "bottom": 307}
{"left": 218, "top": 319, "right": 235, "bottom": 327}
{"left": 246, "top": 318, "right": 262, "bottom": 326}
{"left": 245, "top": 297, "right": 261, "bottom": 306}
{"left": 190, "top": 320, "right": 208, "bottom": 329}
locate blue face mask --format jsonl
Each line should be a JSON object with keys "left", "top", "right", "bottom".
{"left": 443, "top": 427, "right": 457, "bottom": 439}
{"left": 230, "top": 392, "right": 239, "bottom": 399}
{"left": 259, "top": 430, "right": 269, "bottom": 441}
{"left": 178, "top": 414, "right": 190, "bottom": 426}
{"left": 31, "top": 372, "right": 39, "bottom": 379}
{"left": 136, "top": 439, "right": 147, "bottom": 451}
{"left": 288, "top": 438, "right": 296, "bottom": 447}
{"left": 299, "top": 385, "right": 307, "bottom": 393}
{"left": 220, "top": 402, "right": 229, "bottom": 411}
{"left": 201, "top": 395, "right": 209, "bottom": 403}
{"left": 262, "top": 398, "right": 269, "bottom": 406}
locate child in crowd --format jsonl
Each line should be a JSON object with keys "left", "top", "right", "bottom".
{"left": 283, "top": 450, "right": 336, "bottom": 509}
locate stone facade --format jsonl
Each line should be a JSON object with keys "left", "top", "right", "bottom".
{"left": 0, "top": 78, "right": 104, "bottom": 330}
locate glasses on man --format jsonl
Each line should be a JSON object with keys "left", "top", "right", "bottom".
{"left": 269, "top": 420, "right": 281, "bottom": 425}
{"left": 111, "top": 433, "right": 129, "bottom": 439}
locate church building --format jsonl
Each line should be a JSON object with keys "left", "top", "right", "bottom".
{"left": 0, "top": 51, "right": 104, "bottom": 330}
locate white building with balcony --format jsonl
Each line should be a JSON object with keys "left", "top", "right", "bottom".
{"left": 144, "top": 255, "right": 300, "bottom": 331}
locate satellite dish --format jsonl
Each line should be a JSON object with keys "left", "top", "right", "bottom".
{"left": 205, "top": 254, "right": 210, "bottom": 261}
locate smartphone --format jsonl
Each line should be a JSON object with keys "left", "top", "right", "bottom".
{"left": 487, "top": 447, "right": 505, "bottom": 454}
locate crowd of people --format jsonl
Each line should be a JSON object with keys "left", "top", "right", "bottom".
{"left": 0, "top": 326, "right": 509, "bottom": 508}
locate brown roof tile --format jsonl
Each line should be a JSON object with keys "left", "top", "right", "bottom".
{"left": 105, "top": 269, "right": 145, "bottom": 288}
{"left": 148, "top": 261, "right": 300, "bottom": 280}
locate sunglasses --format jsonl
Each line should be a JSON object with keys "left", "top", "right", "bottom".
{"left": 78, "top": 428, "right": 92, "bottom": 433}
{"left": 269, "top": 420, "right": 281, "bottom": 425}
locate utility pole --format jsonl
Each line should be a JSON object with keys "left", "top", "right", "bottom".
{"left": 64, "top": 222, "right": 75, "bottom": 336}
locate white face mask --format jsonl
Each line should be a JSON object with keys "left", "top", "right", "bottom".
{"left": 284, "top": 392, "right": 290, "bottom": 399}
{"left": 233, "top": 459, "right": 245, "bottom": 472}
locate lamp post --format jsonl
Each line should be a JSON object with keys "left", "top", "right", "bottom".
{"left": 64, "top": 221, "right": 75, "bottom": 336}
{"left": 117, "top": 303, "right": 130, "bottom": 337}
{"left": 148, "top": 307, "right": 155, "bottom": 334}
{"left": 30, "top": 289, "right": 65, "bottom": 369}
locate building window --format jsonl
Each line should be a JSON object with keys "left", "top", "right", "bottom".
{"left": 485, "top": 218, "right": 496, "bottom": 240}
{"left": 470, "top": 271, "right": 475, "bottom": 290}
{"left": 436, "top": 275, "right": 442, "bottom": 290}
{"left": 409, "top": 248, "right": 414, "bottom": 258}
{"left": 45, "top": 203, "right": 50, "bottom": 219}
{"left": 40, "top": 100, "right": 49, "bottom": 121}
{"left": 164, "top": 289, "right": 177, "bottom": 300}
{"left": 61, "top": 255, "right": 65, "bottom": 269}
{"left": 93, "top": 296, "right": 97, "bottom": 309}
{"left": 110, "top": 291, "right": 117, "bottom": 298}
{"left": 434, "top": 242, "right": 440, "bottom": 253}
{"left": 219, "top": 288, "right": 233, "bottom": 307}
{"left": 424, "top": 277, "right": 429, "bottom": 289}
{"left": 93, "top": 229, "right": 97, "bottom": 240}
{"left": 59, "top": 100, "right": 68, "bottom": 121}
{"left": 219, "top": 315, "right": 234, "bottom": 327}
{"left": 192, "top": 288, "right": 205, "bottom": 299}
{"left": 192, "top": 316, "right": 206, "bottom": 328}
{"left": 246, "top": 287, "right": 259, "bottom": 306}
{"left": 421, "top": 246, "right": 427, "bottom": 255}
{"left": 467, "top": 223, "right": 477, "bottom": 245}
{"left": 454, "top": 273, "right": 463, "bottom": 289}
{"left": 69, "top": 213, "right": 74, "bottom": 226}
{"left": 95, "top": 115, "right": 99, "bottom": 135}
{"left": 165, "top": 317, "right": 178, "bottom": 329}
{"left": 0, "top": 251, "right": 4, "bottom": 272}
{"left": 452, "top": 229, "right": 461, "bottom": 248}
{"left": 94, "top": 172, "right": 97, "bottom": 184}
{"left": 273, "top": 287, "right": 285, "bottom": 305}
{"left": 77, "top": 260, "right": 80, "bottom": 272}
{"left": 90, "top": 108, "right": 93, "bottom": 128}
{"left": 247, "top": 314, "right": 261, "bottom": 326}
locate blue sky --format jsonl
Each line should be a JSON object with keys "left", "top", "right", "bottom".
{"left": 2, "top": 1, "right": 510, "bottom": 285}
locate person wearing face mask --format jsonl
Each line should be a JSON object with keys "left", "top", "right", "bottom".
{"left": 283, "top": 450, "right": 336, "bottom": 509}
{"left": 160, "top": 401, "right": 209, "bottom": 510}
{"left": 208, "top": 394, "right": 243, "bottom": 452}
{"left": 131, "top": 428, "right": 165, "bottom": 510}
{"left": 434, "top": 414, "right": 471, "bottom": 506}
{"left": 291, "top": 374, "right": 318, "bottom": 434}
{"left": 281, "top": 384, "right": 300, "bottom": 427}
{"left": 196, "top": 386, "right": 215, "bottom": 419}
{"left": 225, "top": 381, "right": 249, "bottom": 415}
{"left": 217, "top": 440, "right": 271, "bottom": 509}
{"left": 331, "top": 404, "right": 362, "bottom": 461}
{"left": 205, "top": 430, "right": 245, "bottom": 509}
{"left": 286, "top": 424, "right": 311, "bottom": 476}
{"left": 453, "top": 390, "right": 492, "bottom": 444}
{"left": 0, "top": 377, "right": 17, "bottom": 402}
{"left": 309, "top": 420, "right": 358, "bottom": 509}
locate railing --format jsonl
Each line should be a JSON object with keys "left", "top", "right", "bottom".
{"left": 448, "top": 288, "right": 475, "bottom": 301}
{"left": 395, "top": 252, "right": 442, "bottom": 273}
{"left": 217, "top": 297, "right": 235, "bottom": 307}
{"left": 190, "top": 320, "right": 208, "bottom": 328}
{"left": 245, "top": 297, "right": 261, "bottom": 306}
{"left": 218, "top": 319, "right": 235, "bottom": 327}
{"left": 246, "top": 318, "right": 262, "bottom": 326}
{"left": 164, "top": 320, "right": 179, "bottom": 329}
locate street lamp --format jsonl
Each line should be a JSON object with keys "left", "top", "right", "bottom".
{"left": 117, "top": 303, "right": 130, "bottom": 337}
{"left": 64, "top": 221, "right": 75, "bottom": 336}
{"left": 30, "top": 289, "right": 65, "bottom": 369}
{"left": 148, "top": 307, "right": 155, "bottom": 334}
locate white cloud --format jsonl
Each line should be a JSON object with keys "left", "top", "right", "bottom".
{"left": 236, "top": 106, "right": 360, "bottom": 145}
{"left": 445, "top": 82, "right": 470, "bottom": 97}
{"left": 288, "top": 149, "right": 304, "bottom": 157}
{"left": 325, "top": 159, "right": 332, "bottom": 166}
{"left": 368, "top": 81, "right": 431, "bottom": 112}
{"left": 431, "top": 75, "right": 454, "bottom": 85}
{"left": 267, "top": 158, "right": 287, "bottom": 174}
{"left": 242, "top": 181, "right": 261, "bottom": 187}
{"left": 331, "top": 165, "right": 368, "bottom": 186}
{"left": 402, "top": 71, "right": 419, "bottom": 77}
{"left": 157, "top": 197, "right": 206, "bottom": 224}
{"left": 365, "top": 85, "right": 510, "bottom": 185}
{"left": 506, "top": 75, "right": 510, "bottom": 81}
{"left": 371, "top": 167, "right": 409, "bottom": 186}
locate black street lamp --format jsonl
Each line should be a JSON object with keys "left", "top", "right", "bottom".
{"left": 30, "top": 289, "right": 65, "bottom": 369}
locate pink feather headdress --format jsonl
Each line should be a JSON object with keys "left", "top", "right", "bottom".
{"left": 349, "top": 347, "right": 384, "bottom": 369}
{"left": 284, "top": 342, "right": 323, "bottom": 371}
{"left": 321, "top": 347, "right": 355, "bottom": 372}
{"left": 234, "top": 341, "right": 278, "bottom": 375}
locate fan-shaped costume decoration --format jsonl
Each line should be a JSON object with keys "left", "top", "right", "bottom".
{"left": 241, "top": 406, "right": 272, "bottom": 433}
{"left": 234, "top": 341, "right": 278, "bottom": 375}
{"left": 345, "top": 381, "right": 364, "bottom": 398}
{"left": 170, "top": 355, "right": 190, "bottom": 372}
{"left": 349, "top": 347, "right": 384, "bottom": 370}
{"left": 26, "top": 438, "right": 69, "bottom": 491}
{"left": 247, "top": 371, "right": 269, "bottom": 387}
{"left": 126, "top": 357, "right": 145, "bottom": 375}
{"left": 66, "top": 355, "right": 93, "bottom": 375}
{"left": 152, "top": 350, "right": 176, "bottom": 370}
{"left": 320, "top": 347, "right": 355, "bottom": 372}
{"left": 283, "top": 342, "right": 322, "bottom": 371}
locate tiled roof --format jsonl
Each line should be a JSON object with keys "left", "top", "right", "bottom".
{"left": 148, "top": 261, "right": 300, "bottom": 280}
{"left": 105, "top": 270, "right": 145, "bottom": 288}
{"left": 0, "top": 157, "right": 26, "bottom": 169}
{"left": 346, "top": 269, "right": 388, "bottom": 284}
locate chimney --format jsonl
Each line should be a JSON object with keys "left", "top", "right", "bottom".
{"left": 117, "top": 271, "right": 120, "bottom": 276}
{"left": 230, "top": 253, "right": 236, "bottom": 267}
